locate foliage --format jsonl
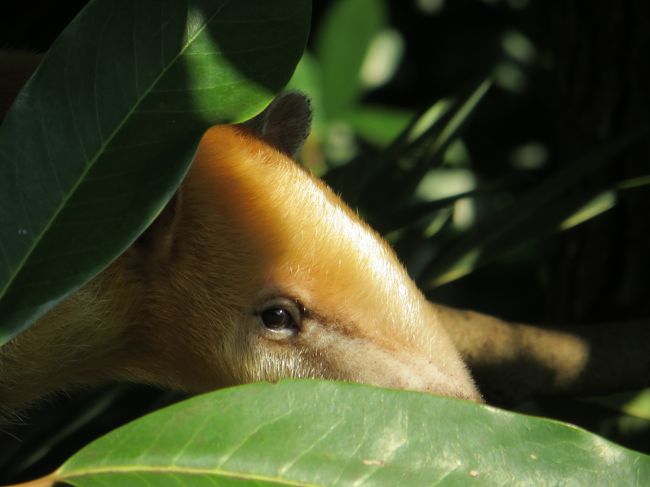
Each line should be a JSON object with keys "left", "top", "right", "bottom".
{"left": 289, "top": 0, "right": 650, "bottom": 297}
{"left": 0, "top": 0, "right": 310, "bottom": 345}
{"left": 1, "top": 0, "right": 649, "bottom": 485}
{"left": 48, "top": 382, "right": 650, "bottom": 486}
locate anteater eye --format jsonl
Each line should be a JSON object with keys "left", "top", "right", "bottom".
{"left": 261, "top": 307, "right": 298, "bottom": 331}
{"left": 255, "top": 297, "right": 306, "bottom": 340}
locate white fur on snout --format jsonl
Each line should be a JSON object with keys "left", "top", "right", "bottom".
{"left": 305, "top": 324, "right": 474, "bottom": 400}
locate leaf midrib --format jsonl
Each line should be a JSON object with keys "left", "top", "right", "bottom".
{"left": 59, "top": 464, "right": 318, "bottom": 486}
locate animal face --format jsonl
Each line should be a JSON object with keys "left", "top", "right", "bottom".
{"left": 131, "top": 122, "right": 480, "bottom": 402}
{"left": 0, "top": 93, "right": 480, "bottom": 413}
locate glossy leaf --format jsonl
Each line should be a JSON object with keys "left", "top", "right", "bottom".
{"left": 0, "top": 0, "right": 311, "bottom": 345}
{"left": 316, "top": 0, "right": 386, "bottom": 120}
{"left": 51, "top": 381, "right": 650, "bottom": 486}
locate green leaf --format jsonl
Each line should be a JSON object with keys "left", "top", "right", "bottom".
{"left": 354, "top": 80, "right": 491, "bottom": 213}
{"left": 424, "top": 190, "right": 602, "bottom": 287}
{"left": 315, "top": 0, "right": 386, "bottom": 120}
{"left": 583, "top": 389, "right": 650, "bottom": 422}
{"left": 422, "top": 128, "right": 650, "bottom": 288}
{"left": 394, "top": 79, "right": 492, "bottom": 199}
{"left": 617, "top": 174, "right": 650, "bottom": 191}
{"left": 0, "top": 0, "right": 311, "bottom": 345}
{"left": 558, "top": 190, "right": 617, "bottom": 231}
{"left": 345, "top": 105, "right": 413, "bottom": 146}
{"left": 323, "top": 97, "right": 457, "bottom": 207}
{"left": 54, "top": 381, "right": 650, "bottom": 486}
{"left": 426, "top": 79, "right": 492, "bottom": 157}
{"left": 377, "top": 175, "right": 516, "bottom": 234}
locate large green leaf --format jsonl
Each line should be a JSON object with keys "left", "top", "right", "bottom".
{"left": 0, "top": 0, "right": 311, "bottom": 345}
{"left": 315, "top": 0, "right": 386, "bottom": 120}
{"left": 47, "top": 381, "right": 650, "bottom": 486}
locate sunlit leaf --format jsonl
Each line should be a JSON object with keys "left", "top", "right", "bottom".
{"left": 316, "top": 0, "right": 386, "bottom": 120}
{"left": 49, "top": 381, "right": 650, "bottom": 486}
{"left": 422, "top": 128, "right": 650, "bottom": 288}
{"left": 584, "top": 389, "right": 650, "bottom": 422}
{"left": 345, "top": 105, "right": 412, "bottom": 146}
{"left": 387, "top": 79, "right": 492, "bottom": 205}
{"left": 559, "top": 191, "right": 616, "bottom": 231}
{"left": 617, "top": 174, "right": 650, "bottom": 191}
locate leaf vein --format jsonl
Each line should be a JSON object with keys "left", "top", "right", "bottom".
{"left": 218, "top": 410, "right": 293, "bottom": 467}
{"left": 278, "top": 417, "right": 345, "bottom": 476}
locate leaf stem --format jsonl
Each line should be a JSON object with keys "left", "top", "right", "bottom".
{"left": 2, "top": 472, "right": 58, "bottom": 487}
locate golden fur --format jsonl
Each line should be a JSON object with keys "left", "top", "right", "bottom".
{"left": 0, "top": 124, "right": 480, "bottom": 416}
{"left": 3, "top": 52, "right": 648, "bottom": 417}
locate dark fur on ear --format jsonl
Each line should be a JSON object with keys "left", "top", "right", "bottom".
{"left": 135, "top": 191, "right": 182, "bottom": 261}
{"left": 241, "top": 91, "right": 312, "bottom": 158}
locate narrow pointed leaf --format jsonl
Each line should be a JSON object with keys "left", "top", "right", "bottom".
{"left": 0, "top": 0, "right": 311, "bottom": 344}
{"left": 422, "top": 128, "right": 650, "bottom": 288}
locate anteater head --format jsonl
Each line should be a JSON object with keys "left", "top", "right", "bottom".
{"left": 126, "top": 93, "right": 481, "bottom": 402}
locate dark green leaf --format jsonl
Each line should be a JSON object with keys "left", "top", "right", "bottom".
{"left": 421, "top": 128, "right": 650, "bottom": 288}
{"left": 0, "top": 0, "right": 311, "bottom": 345}
{"left": 391, "top": 79, "right": 491, "bottom": 203}
{"left": 377, "top": 174, "right": 522, "bottom": 234}
{"left": 339, "top": 80, "right": 490, "bottom": 214}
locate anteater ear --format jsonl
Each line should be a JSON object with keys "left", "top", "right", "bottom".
{"left": 241, "top": 91, "right": 312, "bottom": 158}
{"left": 134, "top": 191, "right": 182, "bottom": 261}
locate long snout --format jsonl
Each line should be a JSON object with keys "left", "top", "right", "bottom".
{"left": 306, "top": 326, "right": 482, "bottom": 401}
{"left": 345, "top": 339, "right": 482, "bottom": 401}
